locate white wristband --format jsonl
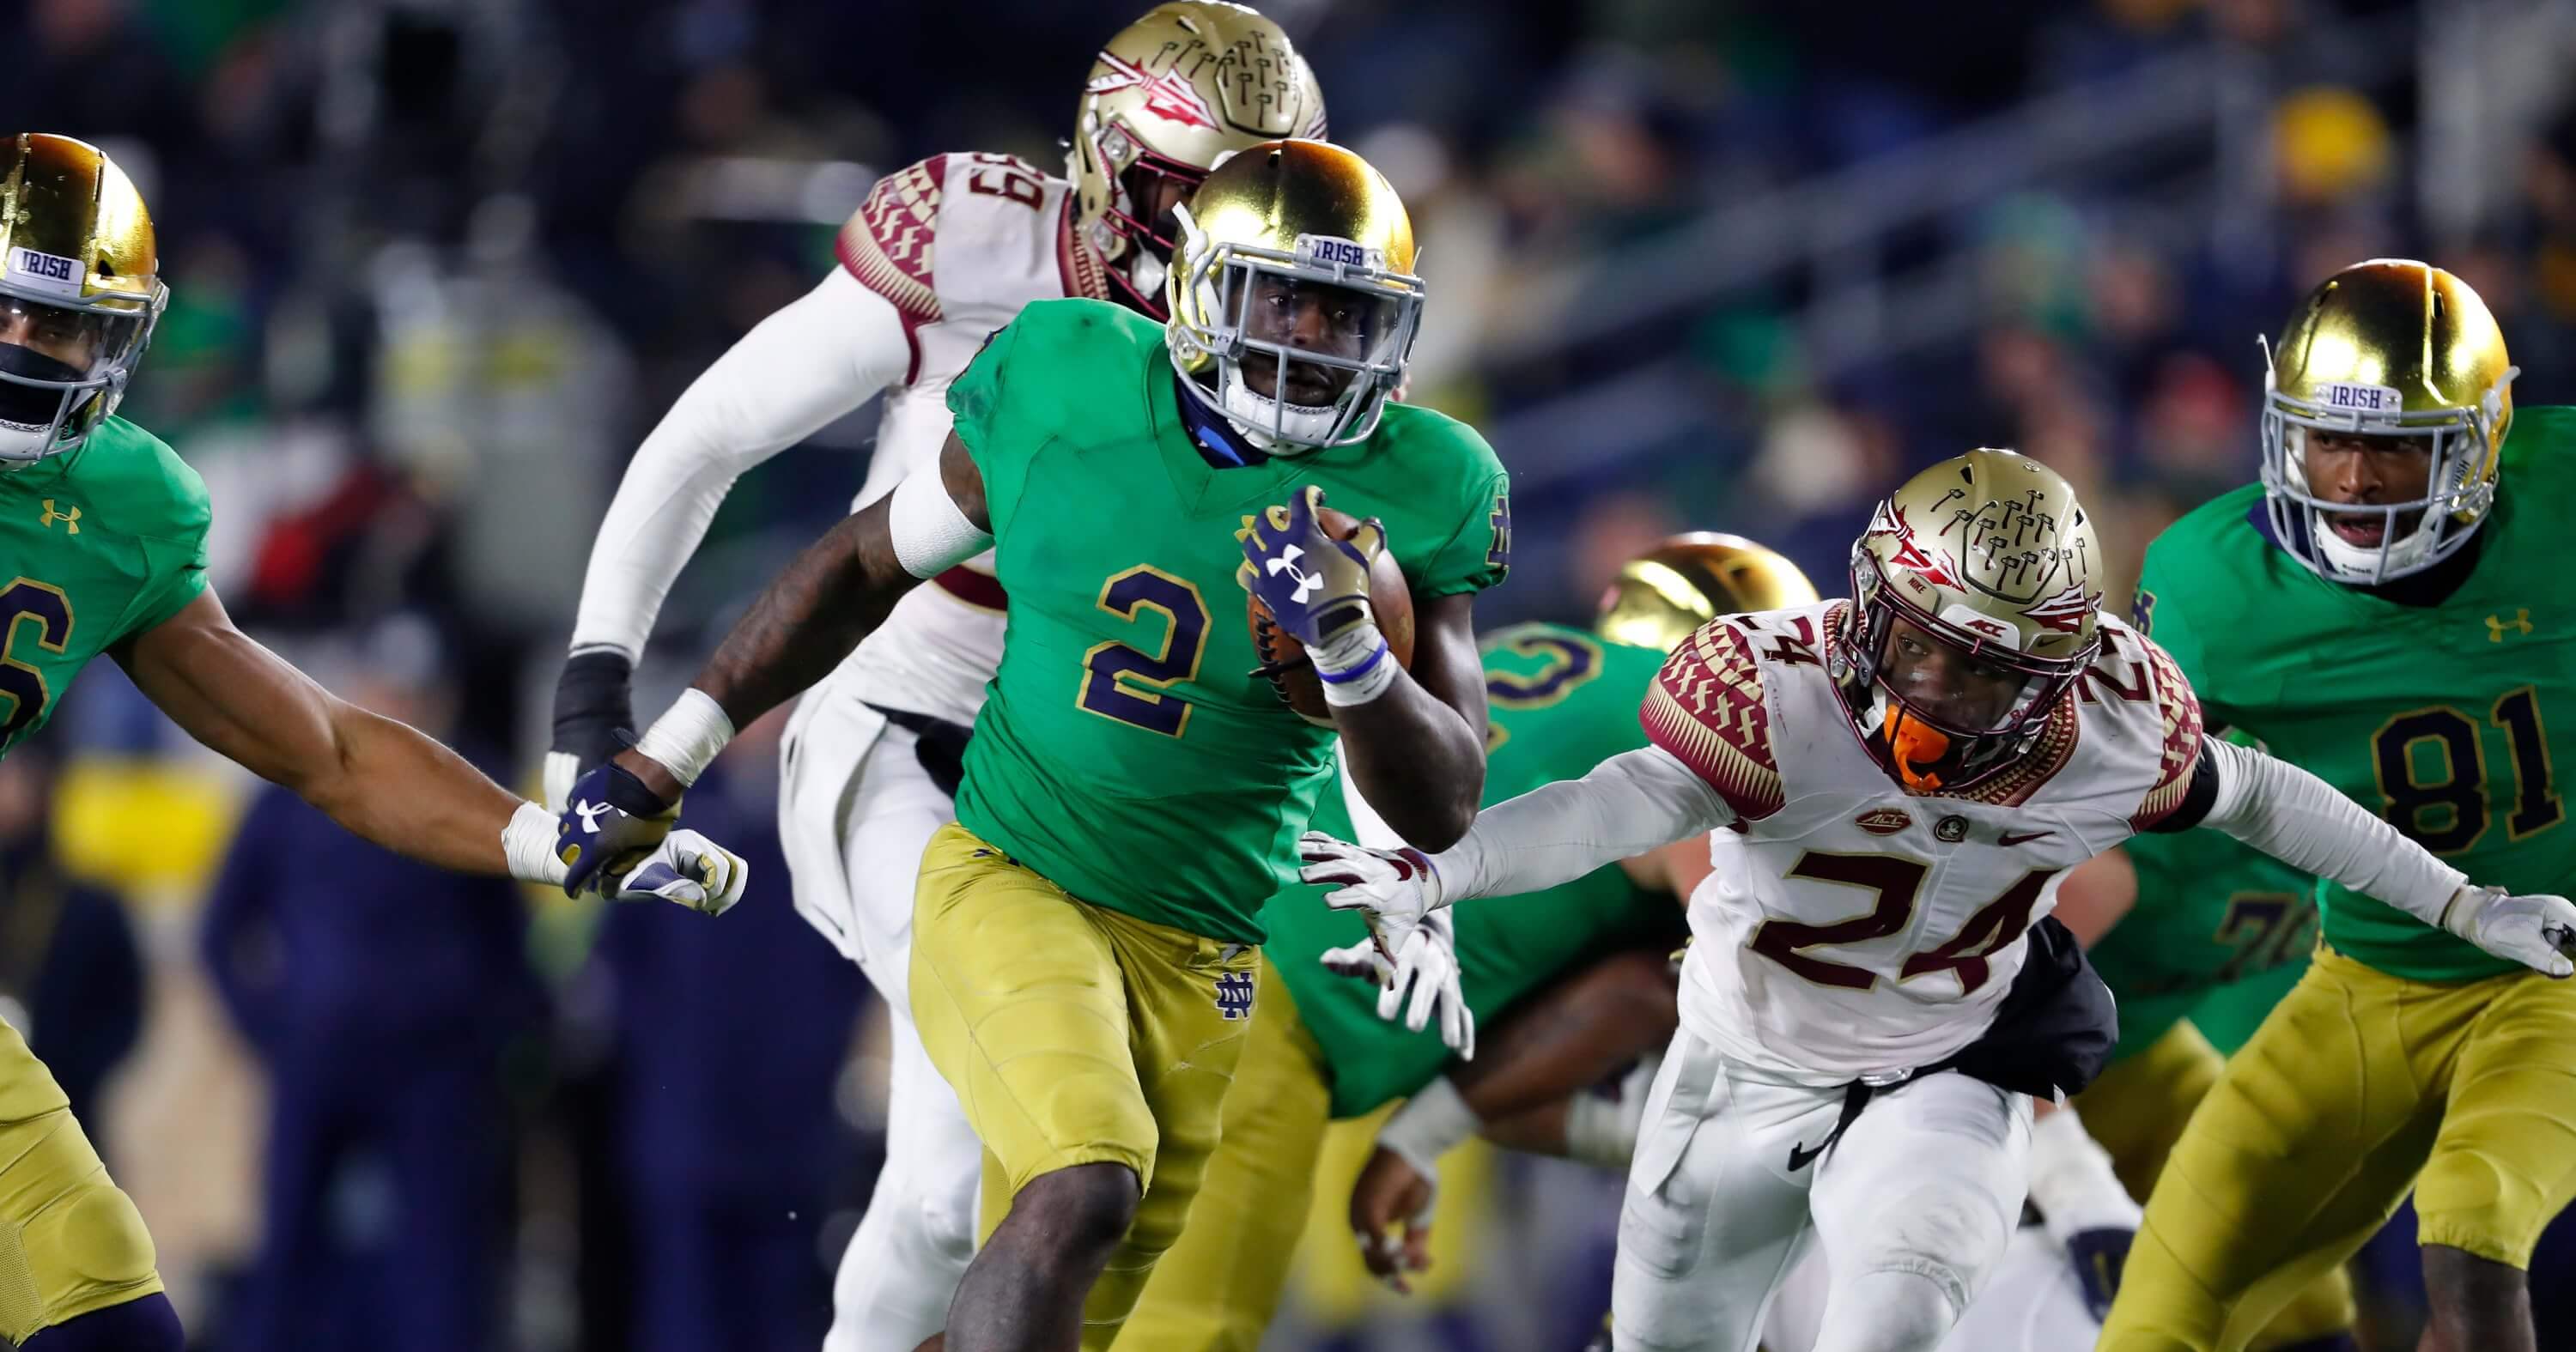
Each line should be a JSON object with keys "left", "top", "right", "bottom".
{"left": 1314, "top": 619, "right": 1397, "bottom": 706}
{"left": 1379, "top": 1075, "right": 1483, "bottom": 1179}
{"left": 889, "top": 469, "right": 993, "bottom": 579}
{"left": 503, "top": 801, "right": 569, "bottom": 886}
{"left": 1563, "top": 1054, "right": 1659, "bottom": 1169}
{"left": 635, "top": 688, "right": 736, "bottom": 787}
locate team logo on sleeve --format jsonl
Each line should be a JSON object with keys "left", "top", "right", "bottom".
{"left": 1214, "top": 969, "right": 1256, "bottom": 1021}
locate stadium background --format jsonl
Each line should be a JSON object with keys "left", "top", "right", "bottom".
{"left": 8, "top": 0, "right": 2576, "bottom": 1346}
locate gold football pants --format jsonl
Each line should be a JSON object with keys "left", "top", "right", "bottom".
{"left": 0, "top": 1021, "right": 163, "bottom": 1342}
{"left": 2099, "top": 944, "right": 2576, "bottom": 1351}
{"left": 908, "top": 823, "right": 1260, "bottom": 1350}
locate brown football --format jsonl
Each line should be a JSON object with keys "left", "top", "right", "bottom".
{"left": 1249, "top": 506, "right": 1415, "bottom": 727}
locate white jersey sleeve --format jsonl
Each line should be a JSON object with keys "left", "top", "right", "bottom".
{"left": 569, "top": 267, "right": 910, "bottom": 657}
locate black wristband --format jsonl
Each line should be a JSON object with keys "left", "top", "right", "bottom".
{"left": 552, "top": 649, "right": 636, "bottom": 761}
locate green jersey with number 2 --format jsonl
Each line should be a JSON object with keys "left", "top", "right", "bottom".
{"left": 946, "top": 298, "right": 1511, "bottom": 944}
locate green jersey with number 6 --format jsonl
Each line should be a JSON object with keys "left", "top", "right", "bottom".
{"left": 947, "top": 298, "right": 1510, "bottom": 943}
{"left": 2136, "top": 404, "right": 2576, "bottom": 983}
{"left": 0, "top": 417, "right": 210, "bottom": 757}
{"left": 1262, "top": 622, "right": 1689, "bottom": 1119}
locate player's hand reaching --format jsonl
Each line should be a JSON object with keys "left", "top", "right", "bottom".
{"left": 2063, "top": 1226, "right": 2134, "bottom": 1323}
{"left": 1301, "top": 831, "right": 1445, "bottom": 931}
{"left": 1321, "top": 908, "right": 1475, "bottom": 1058}
{"left": 1238, "top": 484, "right": 1387, "bottom": 651}
{"left": 608, "top": 828, "right": 750, "bottom": 917}
{"left": 555, "top": 755, "right": 683, "bottom": 898}
{"left": 2440, "top": 886, "right": 2576, "bottom": 978}
{"left": 1348, "top": 1143, "right": 1437, "bottom": 1294}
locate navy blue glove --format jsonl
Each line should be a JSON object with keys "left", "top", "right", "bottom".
{"left": 2065, "top": 1225, "right": 2134, "bottom": 1323}
{"left": 554, "top": 759, "right": 678, "bottom": 898}
{"left": 1238, "top": 484, "right": 1386, "bottom": 650}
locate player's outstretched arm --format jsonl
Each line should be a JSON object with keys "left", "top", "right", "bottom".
{"left": 549, "top": 270, "right": 911, "bottom": 804}
{"left": 117, "top": 588, "right": 748, "bottom": 912}
{"left": 2173, "top": 735, "right": 2576, "bottom": 976}
{"left": 563, "top": 433, "right": 993, "bottom": 892}
{"left": 1302, "top": 744, "right": 1731, "bottom": 930}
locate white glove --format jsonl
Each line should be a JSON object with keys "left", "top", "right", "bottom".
{"left": 611, "top": 828, "right": 750, "bottom": 917}
{"left": 543, "top": 749, "right": 581, "bottom": 813}
{"left": 2442, "top": 886, "right": 2576, "bottom": 977}
{"left": 1300, "top": 831, "right": 1446, "bottom": 930}
{"left": 1321, "top": 909, "right": 1474, "bottom": 1059}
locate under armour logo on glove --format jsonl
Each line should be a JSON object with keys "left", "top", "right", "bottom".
{"left": 1215, "top": 970, "right": 1256, "bottom": 1020}
{"left": 1266, "top": 546, "right": 1322, "bottom": 604}
{"left": 1237, "top": 484, "right": 1383, "bottom": 650}
{"left": 554, "top": 761, "right": 680, "bottom": 897}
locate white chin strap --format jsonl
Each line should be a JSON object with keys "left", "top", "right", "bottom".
{"left": 1219, "top": 361, "right": 1337, "bottom": 451}
{"left": 0, "top": 421, "right": 55, "bottom": 469}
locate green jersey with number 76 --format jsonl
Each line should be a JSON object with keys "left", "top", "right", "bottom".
{"left": 945, "top": 296, "right": 1509, "bottom": 944}
{"left": 2136, "top": 403, "right": 2576, "bottom": 983}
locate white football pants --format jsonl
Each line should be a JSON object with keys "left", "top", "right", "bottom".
{"left": 781, "top": 693, "right": 983, "bottom": 1352}
{"left": 1611, "top": 1027, "right": 2032, "bottom": 1352}
{"left": 1763, "top": 1225, "right": 2100, "bottom": 1352}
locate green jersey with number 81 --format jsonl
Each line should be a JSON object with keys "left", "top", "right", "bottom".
{"left": 946, "top": 298, "right": 1510, "bottom": 943}
{"left": 2136, "top": 404, "right": 2576, "bottom": 983}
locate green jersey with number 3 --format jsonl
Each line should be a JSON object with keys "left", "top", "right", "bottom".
{"left": 2137, "top": 404, "right": 2576, "bottom": 983}
{"left": 946, "top": 298, "right": 1510, "bottom": 943}
{"left": 1262, "top": 622, "right": 1688, "bottom": 1118}
{"left": 0, "top": 417, "right": 210, "bottom": 757}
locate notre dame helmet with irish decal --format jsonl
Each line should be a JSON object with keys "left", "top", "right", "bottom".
{"left": 1164, "top": 139, "right": 1422, "bottom": 451}
{"left": 0, "top": 134, "right": 167, "bottom": 468}
{"left": 1072, "top": 2, "right": 1327, "bottom": 318}
{"left": 1597, "top": 533, "right": 1820, "bottom": 652}
{"left": 2259, "top": 258, "right": 2516, "bottom": 585}
{"left": 1836, "top": 449, "right": 2105, "bottom": 792}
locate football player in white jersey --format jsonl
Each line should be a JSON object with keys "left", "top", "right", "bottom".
{"left": 1303, "top": 448, "right": 2576, "bottom": 1352}
{"left": 542, "top": 8, "right": 1324, "bottom": 1349}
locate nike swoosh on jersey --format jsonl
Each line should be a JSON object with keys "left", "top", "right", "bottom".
{"left": 1998, "top": 829, "right": 2054, "bottom": 846}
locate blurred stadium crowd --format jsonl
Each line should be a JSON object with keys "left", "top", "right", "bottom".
{"left": 9, "top": 0, "right": 2576, "bottom": 1348}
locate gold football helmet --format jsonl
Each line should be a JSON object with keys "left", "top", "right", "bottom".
{"left": 1166, "top": 139, "right": 1421, "bottom": 450}
{"left": 1596, "top": 533, "right": 1820, "bottom": 652}
{"left": 1073, "top": 2, "right": 1326, "bottom": 318}
{"left": 2260, "top": 258, "right": 2514, "bottom": 585}
{"left": 1838, "top": 449, "right": 2104, "bottom": 792}
{"left": 0, "top": 134, "right": 166, "bottom": 467}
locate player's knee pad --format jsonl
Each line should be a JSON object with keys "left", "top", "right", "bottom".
{"left": 18, "top": 1291, "right": 181, "bottom": 1352}
{"left": 1818, "top": 1267, "right": 1961, "bottom": 1352}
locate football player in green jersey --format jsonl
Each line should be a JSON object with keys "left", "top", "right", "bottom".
{"left": 0, "top": 135, "right": 747, "bottom": 1352}
{"left": 1109, "top": 535, "right": 1814, "bottom": 1349}
{"left": 583, "top": 140, "right": 1510, "bottom": 1352}
{"left": 2102, "top": 259, "right": 2576, "bottom": 1352}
